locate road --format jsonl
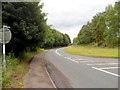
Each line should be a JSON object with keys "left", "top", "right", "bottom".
{"left": 45, "top": 47, "right": 119, "bottom": 88}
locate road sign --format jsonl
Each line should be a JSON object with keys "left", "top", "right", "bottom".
{"left": 1, "top": 25, "right": 12, "bottom": 72}
{"left": 117, "top": 29, "right": 120, "bottom": 37}
{"left": 0, "top": 27, "right": 12, "bottom": 44}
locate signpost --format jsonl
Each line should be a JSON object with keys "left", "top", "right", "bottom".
{"left": 117, "top": 29, "right": 120, "bottom": 37}
{"left": 0, "top": 25, "right": 12, "bottom": 71}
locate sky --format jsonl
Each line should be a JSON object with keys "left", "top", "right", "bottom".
{"left": 40, "top": 0, "right": 118, "bottom": 42}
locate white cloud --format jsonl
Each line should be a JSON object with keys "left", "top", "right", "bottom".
{"left": 40, "top": 0, "right": 117, "bottom": 41}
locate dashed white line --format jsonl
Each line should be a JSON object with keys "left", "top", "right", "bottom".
{"left": 55, "top": 49, "right": 79, "bottom": 63}
{"left": 65, "top": 57, "right": 79, "bottom": 63}
{"left": 77, "top": 59, "right": 86, "bottom": 60}
{"left": 64, "top": 57, "right": 68, "bottom": 59}
{"left": 92, "top": 67, "right": 120, "bottom": 77}
{"left": 78, "top": 60, "right": 94, "bottom": 63}
{"left": 99, "top": 67, "right": 120, "bottom": 70}
{"left": 87, "top": 63, "right": 118, "bottom": 66}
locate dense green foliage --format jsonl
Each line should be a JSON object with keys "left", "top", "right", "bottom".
{"left": 43, "top": 28, "right": 71, "bottom": 48}
{"left": 74, "top": 1, "right": 120, "bottom": 47}
{"left": 2, "top": 2, "right": 71, "bottom": 56}
{"left": 3, "top": 48, "right": 44, "bottom": 87}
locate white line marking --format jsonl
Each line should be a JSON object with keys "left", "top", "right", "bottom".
{"left": 77, "top": 59, "right": 86, "bottom": 60}
{"left": 100, "top": 67, "right": 120, "bottom": 70}
{"left": 64, "top": 57, "right": 68, "bottom": 59}
{"left": 76, "top": 60, "right": 109, "bottom": 64}
{"left": 86, "top": 61, "right": 108, "bottom": 63}
{"left": 45, "top": 67, "right": 56, "bottom": 88}
{"left": 87, "top": 63, "right": 118, "bottom": 66}
{"left": 55, "top": 49, "right": 63, "bottom": 56}
{"left": 92, "top": 67, "right": 120, "bottom": 77}
{"left": 75, "top": 59, "right": 97, "bottom": 63}
{"left": 65, "top": 57, "right": 79, "bottom": 63}
{"left": 78, "top": 60, "right": 94, "bottom": 62}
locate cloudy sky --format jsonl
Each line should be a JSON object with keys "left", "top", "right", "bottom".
{"left": 40, "top": 0, "right": 117, "bottom": 41}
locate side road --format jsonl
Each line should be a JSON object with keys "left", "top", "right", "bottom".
{"left": 22, "top": 51, "right": 54, "bottom": 88}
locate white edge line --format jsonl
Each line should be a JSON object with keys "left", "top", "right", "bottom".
{"left": 92, "top": 67, "right": 120, "bottom": 77}
{"left": 45, "top": 67, "right": 56, "bottom": 88}
{"left": 55, "top": 49, "right": 63, "bottom": 56}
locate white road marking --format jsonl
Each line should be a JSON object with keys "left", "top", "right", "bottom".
{"left": 86, "top": 61, "right": 108, "bottom": 63}
{"left": 76, "top": 60, "right": 109, "bottom": 64}
{"left": 45, "top": 67, "right": 56, "bottom": 88}
{"left": 55, "top": 49, "right": 63, "bottom": 56}
{"left": 55, "top": 49, "right": 78, "bottom": 63}
{"left": 65, "top": 57, "right": 79, "bottom": 63}
{"left": 75, "top": 59, "right": 97, "bottom": 63}
{"left": 92, "top": 67, "right": 120, "bottom": 77}
{"left": 77, "top": 59, "right": 86, "bottom": 60}
{"left": 87, "top": 63, "right": 118, "bottom": 66}
{"left": 78, "top": 60, "right": 95, "bottom": 63}
{"left": 99, "top": 67, "right": 120, "bottom": 70}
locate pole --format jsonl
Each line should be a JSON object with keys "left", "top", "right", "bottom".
{"left": 3, "top": 25, "right": 6, "bottom": 72}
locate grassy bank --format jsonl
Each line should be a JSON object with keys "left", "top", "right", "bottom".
{"left": 3, "top": 48, "right": 44, "bottom": 88}
{"left": 64, "top": 45, "right": 118, "bottom": 58}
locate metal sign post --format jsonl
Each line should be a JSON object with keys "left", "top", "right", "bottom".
{"left": 3, "top": 25, "right": 6, "bottom": 72}
{"left": 117, "top": 29, "right": 120, "bottom": 37}
{"left": 0, "top": 25, "right": 11, "bottom": 72}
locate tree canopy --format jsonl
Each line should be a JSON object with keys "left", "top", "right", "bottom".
{"left": 74, "top": 1, "right": 120, "bottom": 47}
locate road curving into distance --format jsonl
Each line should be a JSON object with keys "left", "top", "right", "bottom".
{"left": 44, "top": 47, "right": 119, "bottom": 88}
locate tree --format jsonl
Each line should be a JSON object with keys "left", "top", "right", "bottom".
{"left": 65, "top": 34, "right": 71, "bottom": 44}
{"left": 2, "top": 2, "right": 47, "bottom": 55}
{"left": 76, "top": 1, "right": 120, "bottom": 47}
{"left": 62, "top": 34, "right": 69, "bottom": 46}
{"left": 43, "top": 28, "right": 71, "bottom": 48}
{"left": 104, "top": 3, "right": 119, "bottom": 47}
{"left": 73, "top": 37, "right": 79, "bottom": 44}
{"left": 43, "top": 28, "right": 55, "bottom": 48}
{"left": 77, "top": 24, "right": 92, "bottom": 44}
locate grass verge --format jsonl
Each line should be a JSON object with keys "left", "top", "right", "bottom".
{"left": 2, "top": 48, "right": 44, "bottom": 88}
{"left": 64, "top": 45, "right": 118, "bottom": 58}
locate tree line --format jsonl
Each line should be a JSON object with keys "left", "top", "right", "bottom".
{"left": 2, "top": 2, "right": 71, "bottom": 56}
{"left": 73, "top": 1, "right": 120, "bottom": 47}
{"left": 43, "top": 27, "right": 71, "bottom": 48}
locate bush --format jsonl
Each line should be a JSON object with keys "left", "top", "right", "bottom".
{"left": 2, "top": 51, "right": 19, "bottom": 87}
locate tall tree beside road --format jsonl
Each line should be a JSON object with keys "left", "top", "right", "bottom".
{"left": 104, "top": 3, "right": 119, "bottom": 47}
{"left": 2, "top": 2, "right": 47, "bottom": 55}
{"left": 75, "top": 1, "right": 120, "bottom": 47}
{"left": 65, "top": 34, "right": 71, "bottom": 44}
{"left": 43, "top": 28, "right": 71, "bottom": 48}
{"left": 73, "top": 37, "right": 79, "bottom": 44}
{"left": 62, "top": 34, "right": 70, "bottom": 46}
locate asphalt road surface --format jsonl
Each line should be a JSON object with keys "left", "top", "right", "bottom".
{"left": 45, "top": 47, "right": 119, "bottom": 88}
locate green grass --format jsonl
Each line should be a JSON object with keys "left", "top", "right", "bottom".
{"left": 2, "top": 48, "right": 44, "bottom": 88}
{"left": 64, "top": 45, "right": 119, "bottom": 58}
{"left": 0, "top": 56, "right": 2, "bottom": 89}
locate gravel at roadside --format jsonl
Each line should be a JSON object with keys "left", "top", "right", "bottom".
{"left": 21, "top": 51, "right": 54, "bottom": 88}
